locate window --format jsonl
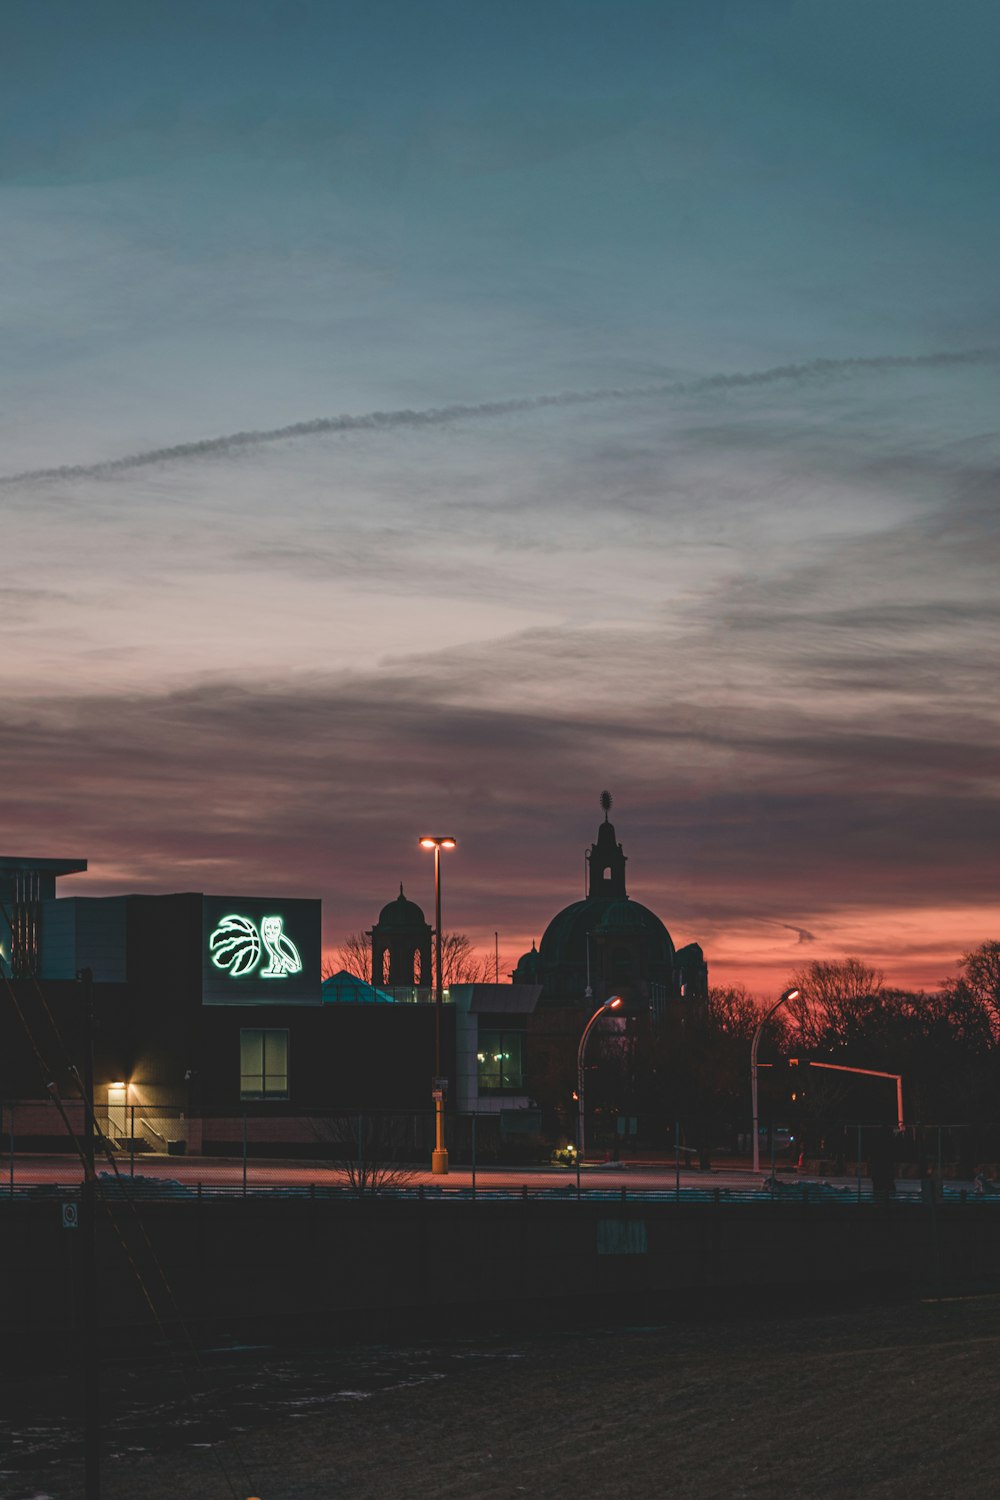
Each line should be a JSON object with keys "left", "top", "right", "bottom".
{"left": 476, "top": 1029, "right": 525, "bottom": 1093}
{"left": 240, "top": 1028, "right": 289, "bottom": 1100}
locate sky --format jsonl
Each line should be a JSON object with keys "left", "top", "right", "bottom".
{"left": 2, "top": 0, "right": 999, "bottom": 994}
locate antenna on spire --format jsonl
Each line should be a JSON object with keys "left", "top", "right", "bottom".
{"left": 600, "top": 790, "right": 612, "bottom": 822}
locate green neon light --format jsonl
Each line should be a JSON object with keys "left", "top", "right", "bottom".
{"left": 209, "top": 913, "right": 302, "bottom": 979}
{"left": 260, "top": 914, "right": 303, "bottom": 978}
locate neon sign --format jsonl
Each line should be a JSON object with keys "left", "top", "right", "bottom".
{"left": 209, "top": 913, "right": 303, "bottom": 980}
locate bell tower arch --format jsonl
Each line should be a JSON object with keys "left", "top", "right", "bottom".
{"left": 370, "top": 885, "right": 432, "bottom": 988}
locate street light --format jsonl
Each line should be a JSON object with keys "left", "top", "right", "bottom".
{"left": 419, "top": 836, "right": 456, "bottom": 1175}
{"left": 751, "top": 986, "right": 800, "bottom": 1174}
{"left": 577, "top": 996, "right": 623, "bottom": 1175}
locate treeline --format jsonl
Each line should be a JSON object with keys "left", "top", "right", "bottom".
{"left": 587, "top": 944, "right": 1000, "bottom": 1153}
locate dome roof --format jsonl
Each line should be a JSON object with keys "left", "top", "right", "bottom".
{"left": 513, "top": 941, "right": 541, "bottom": 981}
{"left": 522, "top": 799, "right": 702, "bottom": 1004}
{"left": 597, "top": 899, "right": 661, "bottom": 934}
{"left": 537, "top": 899, "right": 591, "bottom": 967}
{"left": 539, "top": 895, "right": 674, "bottom": 968}
{"left": 376, "top": 885, "right": 428, "bottom": 930}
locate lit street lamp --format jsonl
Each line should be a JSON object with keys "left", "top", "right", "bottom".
{"left": 419, "top": 836, "right": 456, "bottom": 1175}
{"left": 751, "top": 986, "right": 800, "bottom": 1174}
{"left": 577, "top": 995, "right": 623, "bottom": 1178}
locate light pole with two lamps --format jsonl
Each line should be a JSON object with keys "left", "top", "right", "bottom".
{"left": 419, "top": 835, "right": 456, "bottom": 1175}
{"left": 751, "top": 986, "right": 800, "bottom": 1175}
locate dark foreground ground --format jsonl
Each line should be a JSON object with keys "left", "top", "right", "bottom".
{"left": 5, "top": 1291, "right": 1000, "bottom": 1499}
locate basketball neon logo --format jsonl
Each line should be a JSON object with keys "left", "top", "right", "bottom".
{"left": 209, "top": 913, "right": 303, "bottom": 979}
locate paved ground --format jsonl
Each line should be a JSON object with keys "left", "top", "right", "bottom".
{"left": 4, "top": 1290, "right": 1000, "bottom": 1498}
{"left": 0, "top": 1152, "right": 956, "bottom": 1196}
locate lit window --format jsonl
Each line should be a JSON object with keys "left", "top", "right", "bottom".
{"left": 477, "top": 1030, "right": 525, "bottom": 1093}
{"left": 240, "top": 1028, "right": 289, "bottom": 1100}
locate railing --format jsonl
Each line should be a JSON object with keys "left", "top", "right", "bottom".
{"left": 1, "top": 1176, "right": 995, "bottom": 1205}
{"left": 320, "top": 983, "right": 446, "bottom": 1004}
{"left": 2, "top": 1100, "right": 1000, "bottom": 1203}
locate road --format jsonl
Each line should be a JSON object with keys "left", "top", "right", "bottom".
{"left": 0, "top": 1151, "right": 966, "bottom": 1197}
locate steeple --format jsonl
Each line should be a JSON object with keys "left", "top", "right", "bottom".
{"left": 587, "top": 790, "right": 628, "bottom": 899}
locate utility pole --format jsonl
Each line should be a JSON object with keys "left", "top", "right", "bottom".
{"left": 79, "top": 966, "right": 101, "bottom": 1500}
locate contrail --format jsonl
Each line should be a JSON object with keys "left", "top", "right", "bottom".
{"left": 2, "top": 347, "right": 996, "bottom": 486}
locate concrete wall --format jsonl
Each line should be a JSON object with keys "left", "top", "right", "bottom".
{"left": 2, "top": 1196, "right": 997, "bottom": 1349}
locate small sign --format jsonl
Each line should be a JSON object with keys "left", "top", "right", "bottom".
{"left": 61, "top": 1202, "right": 79, "bottom": 1230}
{"left": 597, "top": 1218, "right": 648, "bottom": 1256}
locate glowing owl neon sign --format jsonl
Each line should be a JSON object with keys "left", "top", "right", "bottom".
{"left": 209, "top": 913, "right": 303, "bottom": 980}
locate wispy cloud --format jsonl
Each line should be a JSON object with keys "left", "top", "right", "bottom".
{"left": 3, "top": 348, "right": 996, "bottom": 486}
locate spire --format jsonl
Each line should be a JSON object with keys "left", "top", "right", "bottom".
{"left": 588, "top": 792, "right": 628, "bottom": 898}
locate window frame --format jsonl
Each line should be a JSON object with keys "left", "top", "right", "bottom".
{"left": 239, "top": 1026, "right": 290, "bottom": 1101}
{"left": 476, "top": 1027, "right": 526, "bottom": 1095}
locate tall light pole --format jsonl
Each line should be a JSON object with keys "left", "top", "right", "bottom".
{"left": 577, "top": 995, "right": 622, "bottom": 1173}
{"left": 419, "top": 836, "right": 456, "bottom": 1175}
{"left": 751, "top": 986, "right": 800, "bottom": 1174}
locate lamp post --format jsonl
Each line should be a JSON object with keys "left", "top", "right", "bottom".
{"left": 751, "top": 986, "right": 800, "bottom": 1174}
{"left": 419, "top": 836, "right": 456, "bottom": 1175}
{"left": 577, "top": 995, "right": 622, "bottom": 1177}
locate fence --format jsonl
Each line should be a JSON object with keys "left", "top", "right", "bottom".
{"left": 3, "top": 1099, "right": 1000, "bottom": 1202}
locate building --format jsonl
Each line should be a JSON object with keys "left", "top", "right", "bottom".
{"left": 512, "top": 800, "right": 708, "bottom": 1013}
{"left": 0, "top": 864, "right": 441, "bottom": 1154}
{"left": 0, "top": 801, "right": 707, "bottom": 1155}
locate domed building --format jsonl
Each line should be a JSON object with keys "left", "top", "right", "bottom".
{"left": 370, "top": 884, "right": 432, "bottom": 988}
{"left": 513, "top": 799, "right": 708, "bottom": 1013}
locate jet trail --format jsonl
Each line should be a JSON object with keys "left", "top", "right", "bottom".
{"left": 3, "top": 347, "right": 996, "bottom": 486}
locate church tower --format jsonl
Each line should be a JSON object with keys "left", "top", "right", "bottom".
{"left": 514, "top": 791, "right": 707, "bottom": 1010}
{"left": 370, "top": 885, "right": 432, "bottom": 989}
{"left": 586, "top": 790, "right": 628, "bottom": 898}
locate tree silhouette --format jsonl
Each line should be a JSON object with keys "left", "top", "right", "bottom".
{"left": 329, "top": 929, "right": 504, "bottom": 987}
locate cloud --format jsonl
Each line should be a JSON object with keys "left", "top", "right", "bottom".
{"left": 3, "top": 348, "right": 996, "bottom": 487}
{"left": 777, "top": 924, "right": 816, "bottom": 945}
{"left": 0, "top": 640, "right": 996, "bottom": 993}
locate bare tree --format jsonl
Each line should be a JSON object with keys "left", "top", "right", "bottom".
{"left": 330, "top": 928, "right": 506, "bottom": 988}
{"left": 331, "top": 930, "right": 373, "bottom": 983}
{"left": 708, "top": 984, "right": 775, "bottom": 1045}
{"left": 310, "top": 1113, "right": 418, "bottom": 1193}
{"left": 785, "top": 957, "right": 885, "bottom": 1050}
{"left": 440, "top": 932, "right": 505, "bottom": 987}
{"left": 954, "top": 941, "right": 1000, "bottom": 1041}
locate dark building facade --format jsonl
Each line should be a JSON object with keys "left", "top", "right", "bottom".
{"left": 0, "top": 867, "right": 451, "bottom": 1156}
